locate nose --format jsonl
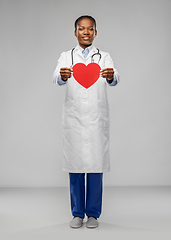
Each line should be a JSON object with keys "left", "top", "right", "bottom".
{"left": 83, "top": 28, "right": 89, "bottom": 35}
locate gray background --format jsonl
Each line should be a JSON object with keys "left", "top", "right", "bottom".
{"left": 0, "top": 0, "right": 171, "bottom": 187}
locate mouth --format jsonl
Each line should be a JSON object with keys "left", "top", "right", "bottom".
{"left": 82, "top": 37, "right": 90, "bottom": 40}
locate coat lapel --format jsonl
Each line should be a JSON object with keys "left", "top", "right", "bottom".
{"left": 74, "top": 45, "right": 84, "bottom": 59}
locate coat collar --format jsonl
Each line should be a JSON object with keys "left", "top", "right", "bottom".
{"left": 74, "top": 45, "right": 98, "bottom": 59}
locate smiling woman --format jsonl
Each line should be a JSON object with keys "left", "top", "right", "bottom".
{"left": 74, "top": 17, "right": 97, "bottom": 49}
{"left": 52, "top": 15, "right": 120, "bottom": 229}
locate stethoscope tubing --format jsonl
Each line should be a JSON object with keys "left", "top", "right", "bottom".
{"left": 71, "top": 47, "right": 101, "bottom": 67}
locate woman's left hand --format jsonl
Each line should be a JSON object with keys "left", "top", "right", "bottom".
{"left": 100, "top": 68, "right": 114, "bottom": 80}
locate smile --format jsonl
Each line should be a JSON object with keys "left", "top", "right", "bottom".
{"left": 82, "top": 37, "right": 90, "bottom": 40}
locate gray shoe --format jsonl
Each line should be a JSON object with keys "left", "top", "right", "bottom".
{"left": 70, "top": 217, "right": 83, "bottom": 228}
{"left": 86, "top": 217, "right": 98, "bottom": 228}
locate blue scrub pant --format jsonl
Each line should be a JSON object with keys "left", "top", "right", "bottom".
{"left": 69, "top": 173, "right": 103, "bottom": 219}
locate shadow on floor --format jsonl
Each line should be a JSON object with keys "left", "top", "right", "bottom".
{"left": 1, "top": 222, "right": 171, "bottom": 240}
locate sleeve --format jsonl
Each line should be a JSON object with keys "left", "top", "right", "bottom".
{"left": 104, "top": 53, "right": 120, "bottom": 86}
{"left": 52, "top": 52, "right": 68, "bottom": 86}
{"left": 57, "top": 75, "right": 68, "bottom": 85}
{"left": 106, "top": 73, "right": 118, "bottom": 86}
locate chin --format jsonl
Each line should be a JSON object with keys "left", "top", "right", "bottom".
{"left": 83, "top": 43, "right": 92, "bottom": 47}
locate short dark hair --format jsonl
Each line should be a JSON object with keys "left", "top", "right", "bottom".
{"left": 74, "top": 15, "right": 96, "bottom": 31}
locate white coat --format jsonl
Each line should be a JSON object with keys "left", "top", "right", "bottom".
{"left": 53, "top": 45, "right": 119, "bottom": 173}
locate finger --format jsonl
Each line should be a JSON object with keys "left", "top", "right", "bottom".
{"left": 100, "top": 70, "right": 114, "bottom": 76}
{"left": 60, "top": 70, "right": 72, "bottom": 76}
{"left": 60, "top": 71, "right": 72, "bottom": 79}
{"left": 100, "top": 71, "right": 113, "bottom": 76}
{"left": 101, "top": 73, "right": 114, "bottom": 78}
{"left": 103, "top": 73, "right": 114, "bottom": 78}
{"left": 101, "top": 68, "right": 113, "bottom": 71}
{"left": 100, "top": 69, "right": 106, "bottom": 73}
{"left": 60, "top": 68, "right": 72, "bottom": 72}
{"left": 60, "top": 67, "right": 72, "bottom": 70}
{"left": 102, "top": 69, "right": 114, "bottom": 74}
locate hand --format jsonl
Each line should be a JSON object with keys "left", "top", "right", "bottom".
{"left": 60, "top": 67, "right": 72, "bottom": 81}
{"left": 100, "top": 68, "right": 114, "bottom": 80}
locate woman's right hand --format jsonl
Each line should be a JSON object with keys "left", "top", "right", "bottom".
{"left": 60, "top": 68, "right": 72, "bottom": 81}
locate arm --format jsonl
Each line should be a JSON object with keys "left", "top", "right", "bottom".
{"left": 101, "top": 53, "right": 120, "bottom": 86}
{"left": 52, "top": 52, "right": 71, "bottom": 86}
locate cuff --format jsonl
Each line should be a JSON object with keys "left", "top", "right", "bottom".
{"left": 106, "top": 73, "right": 117, "bottom": 86}
{"left": 57, "top": 75, "right": 68, "bottom": 85}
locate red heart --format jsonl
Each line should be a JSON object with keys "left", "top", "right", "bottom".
{"left": 73, "top": 63, "right": 101, "bottom": 89}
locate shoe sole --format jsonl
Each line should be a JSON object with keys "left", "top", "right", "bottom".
{"left": 86, "top": 225, "right": 98, "bottom": 228}
{"left": 70, "top": 223, "right": 83, "bottom": 228}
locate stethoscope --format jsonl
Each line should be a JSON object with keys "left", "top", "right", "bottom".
{"left": 71, "top": 47, "right": 102, "bottom": 67}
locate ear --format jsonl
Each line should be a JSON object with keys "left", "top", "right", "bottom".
{"left": 74, "top": 30, "right": 77, "bottom": 37}
{"left": 95, "top": 30, "right": 97, "bottom": 37}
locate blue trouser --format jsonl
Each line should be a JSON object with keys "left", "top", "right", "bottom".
{"left": 69, "top": 173, "right": 103, "bottom": 219}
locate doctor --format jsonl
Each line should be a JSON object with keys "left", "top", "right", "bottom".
{"left": 53, "top": 15, "right": 119, "bottom": 228}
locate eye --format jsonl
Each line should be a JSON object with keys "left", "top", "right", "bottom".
{"left": 78, "top": 27, "right": 84, "bottom": 31}
{"left": 89, "top": 28, "right": 94, "bottom": 31}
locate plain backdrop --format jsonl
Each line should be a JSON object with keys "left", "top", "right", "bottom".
{"left": 0, "top": 0, "right": 171, "bottom": 187}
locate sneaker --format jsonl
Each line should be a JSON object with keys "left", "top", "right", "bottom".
{"left": 86, "top": 217, "right": 98, "bottom": 228}
{"left": 70, "top": 217, "right": 83, "bottom": 228}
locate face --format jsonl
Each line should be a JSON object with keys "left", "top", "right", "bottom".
{"left": 75, "top": 18, "right": 97, "bottom": 49}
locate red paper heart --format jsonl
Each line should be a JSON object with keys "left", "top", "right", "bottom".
{"left": 73, "top": 63, "right": 101, "bottom": 89}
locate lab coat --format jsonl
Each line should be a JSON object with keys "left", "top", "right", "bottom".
{"left": 53, "top": 45, "right": 119, "bottom": 173}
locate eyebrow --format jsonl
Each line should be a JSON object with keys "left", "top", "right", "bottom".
{"left": 78, "top": 25, "right": 94, "bottom": 28}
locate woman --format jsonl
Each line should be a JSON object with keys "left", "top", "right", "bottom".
{"left": 53, "top": 15, "right": 120, "bottom": 228}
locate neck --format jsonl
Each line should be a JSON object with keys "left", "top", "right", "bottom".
{"left": 79, "top": 44, "right": 92, "bottom": 50}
